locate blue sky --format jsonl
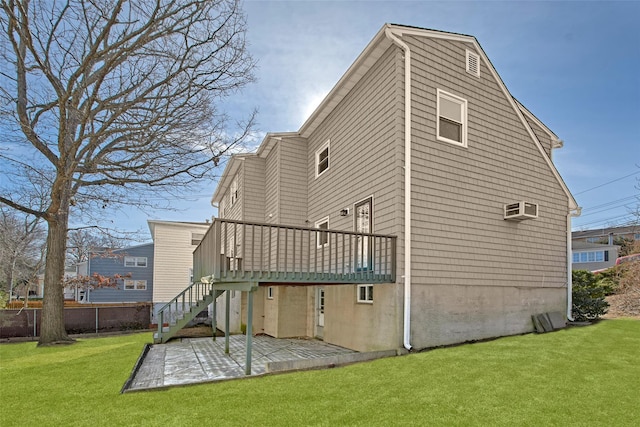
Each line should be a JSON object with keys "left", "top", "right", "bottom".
{"left": 112, "top": 0, "right": 640, "bottom": 238}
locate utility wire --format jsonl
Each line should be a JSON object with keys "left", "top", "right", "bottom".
{"left": 574, "top": 170, "right": 640, "bottom": 195}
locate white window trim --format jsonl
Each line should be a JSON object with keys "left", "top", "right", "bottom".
{"left": 315, "top": 217, "right": 330, "bottom": 248}
{"left": 124, "top": 256, "right": 147, "bottom": 268}
{"left": 267, "top": 286, "right": 274, "bottom": 300}
{"left": 315, "top": 139, "right": 330, "bottom": 178}
{"left": 466, "top": 49, "right": 480, "bottom": 77}
{"left": 124, "top": 279, "right": 147, "bottom": 290}
{"left": 356, "top": 284, "right": 373, "bottom": 304}
{"left": 437, "top": 89, "right": 468, "bottom": 148}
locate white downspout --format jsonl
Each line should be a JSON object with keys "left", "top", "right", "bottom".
{"left": 386, "top": 28, "right": 413, "bottom": 351}
{"left": 567, "top": 207, "right": 581, "bottom": 321}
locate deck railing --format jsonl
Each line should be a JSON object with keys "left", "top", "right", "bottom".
{"left": 193, "top": 219, "right": 396, "bottom": 284}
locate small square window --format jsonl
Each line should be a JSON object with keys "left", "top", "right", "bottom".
{"left": 315, "top": 217, "right": 329, "bottom": 247}
{"left": 315, "top": 140, "right": 330, "bottom": 178}
{"left": 191, "top": 233, "right": 204, "bottom": 246}
{"left": 357, "top": 285, "right": 373, "bottom": 303}
{"left": 437, "top": 89, "right": 467, "bottom": 147}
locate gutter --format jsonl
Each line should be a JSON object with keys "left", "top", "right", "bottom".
{"left": 567, "top": 207, "right": 582, "bottom": 321}
{"left": 385, "top": 27, "right": 412, "bottom": 351}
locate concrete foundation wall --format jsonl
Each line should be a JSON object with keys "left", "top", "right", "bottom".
{"left": 276, "top": 286, "right": 309, "bottom": 338}
{"left": 409, "top": 284, "right": 566, "bottom": 349}
{"left": 323, "top": 284, "right": 401, "bottom": 352}
{"left": 261, "top": 286, "right": 309, "bottom": 338}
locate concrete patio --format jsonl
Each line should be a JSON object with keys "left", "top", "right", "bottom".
{"left": 123, "top": 335, "right": 397, "bottom": 392}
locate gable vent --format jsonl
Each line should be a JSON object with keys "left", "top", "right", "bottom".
{"left": 504, "top": 201, "right": 538, "bottom": 221}
{"left": 466, "top": 50, "right": 480, "bottom": 77}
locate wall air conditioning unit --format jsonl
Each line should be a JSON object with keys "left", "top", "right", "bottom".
{"left": 504, "top": 201, "right": 538, "bottom": 221}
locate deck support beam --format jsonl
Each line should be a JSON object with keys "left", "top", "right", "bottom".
{"left": 212, "top": 292, "right": 217, "bottom": 341}
{"left": 245, "top": 290, "right": 254, "bottom": 375}
{"left": 224, "top": 290, "right": 230, "bottom": 354}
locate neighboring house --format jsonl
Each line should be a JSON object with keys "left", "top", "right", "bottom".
{"left": 147, "top": 220, "right": 212, "bottom": 320}
{"left": 188, "top": 24, "right": 579, "bottom": 352}
{"left": 571, "top": 241, "right": 619, "bottom": 272}
{"left": 74, "top": 243, "right": 154, "bottom": 303}
{"left": 572, "top": 225, "right": 640, "bottom": 246}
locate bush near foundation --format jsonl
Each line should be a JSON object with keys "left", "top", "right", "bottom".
{"left": 572, "top": 270, "right": 609, "bottom": 321}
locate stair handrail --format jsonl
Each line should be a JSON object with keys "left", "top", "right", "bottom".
{"left": 156, "top": 281, "right": 214, "bottom": 341}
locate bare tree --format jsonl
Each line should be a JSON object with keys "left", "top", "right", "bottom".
{"left": 0, "top": 207, "right": 46, "bottom": 300}
{"left": 0, "top": 0, "right": 255, "bottom": 345}
{"left": 66, "top": 227, "right": 137, "bottom": 267}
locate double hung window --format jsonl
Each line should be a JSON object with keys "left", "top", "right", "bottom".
{"left": 437, "top": 89, "right": 467, "bottom": 147}
{"left": 315, "top": 140, "right": 330, "bottom": 178}
{"left": 124, "top": 256, "right": 147, "bottom": 267}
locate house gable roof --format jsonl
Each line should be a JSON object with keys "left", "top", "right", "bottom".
{"left": 297, "top": 23, "right": 577, "bottom": 211}
{"left": 212, "top": 23, "right": 578, "bottom": 212}
{"left": 147, "top": 220, "right": 210, "bottom": 239}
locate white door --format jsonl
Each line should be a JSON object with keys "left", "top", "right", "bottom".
{"left": 316, "top": 287, "right": 325, "bottom": 339}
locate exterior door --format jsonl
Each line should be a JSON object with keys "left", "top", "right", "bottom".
{"left": 355, "top": 197, "right": 372, "bottom": 271}
{"left": 316, "top": 287, "right": 325, "bottom": 339}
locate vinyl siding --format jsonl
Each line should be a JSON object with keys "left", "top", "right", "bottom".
{"left": 523, "top": 113, "right": 553, "bottom": 158}
{"left": 307, "top": 46, "right": 402, "bottom": 240}
{"left": 151, "top": 222, "right": 211, "bottom": 304}
{"left": 265, "top": 146, "right": 280, "bottom": 223}
{"left": 221, "top": 167, "right": 243, "bottom": 221}
{"left": 242, "top": 157, "right": 266, "bottom": 222}
{"left": 278, "top": 137, "right": 308, "bottom": 227}
{"left": 87, "top": 244, "right": 154, "bottom": 303}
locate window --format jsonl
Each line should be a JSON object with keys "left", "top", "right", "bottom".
{"left": 191, "top": 233, "right": 204, "bottom": 246}
{"left": 466, "top": 50, "right": 480, "bottom": 77}
{"left": 357, "top": 285, "right": 373, "bottom": 303}
{"left": 573, "top": 251, "right": 608, "bottom": 263}
{"left": 267, "top": 286, "right": 274, "bottom": 300}
{"left": 124, "top": 256, "right": 147, "bottom": 267}
{"left": 437, "top": 89, "right": 467, "bottom": 147}
{"left": 315, "top": 140, "right": 330, "bottom": 178}
{"left": 230, "top": 177, "right": 238, "bottom": 206}
{"left": 315, "top": 217, "right": 329, "bottom": 247}
{"left": 124, "top": 279, "right": 147, "bottom": 290}
{"left": 586, "top": 237, "right": 604, "bottom": 244}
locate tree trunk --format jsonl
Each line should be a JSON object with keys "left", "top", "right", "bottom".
{"left": 38, "top": 208, "right": 73, "bottom": 345}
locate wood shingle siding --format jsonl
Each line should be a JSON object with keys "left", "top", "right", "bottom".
{"left": 406, "top": 34, "right": 568, "bottom": 300}
{"left": 307, "top": 46, "right": 401, "bottom": 240}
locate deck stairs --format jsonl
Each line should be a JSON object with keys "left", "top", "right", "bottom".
{"left": 154, "top": 281, "right": 224, "bottom": 344}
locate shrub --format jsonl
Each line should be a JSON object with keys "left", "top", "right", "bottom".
{"left": 572, "top": 270, "right": 609, "bottom": 321}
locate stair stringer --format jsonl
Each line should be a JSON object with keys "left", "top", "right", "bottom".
{"left": 154, "top": 289, "right": 225, "bottom": 343}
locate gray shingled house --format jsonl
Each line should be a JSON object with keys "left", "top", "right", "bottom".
{"left": 157, "top": 24, "right": 579, "bottom": 353}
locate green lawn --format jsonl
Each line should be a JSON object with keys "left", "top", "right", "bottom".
{"left": 1, "top": 319, "right": 639, "bottom": 426}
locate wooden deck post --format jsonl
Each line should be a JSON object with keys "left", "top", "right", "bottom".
{"left": 245, "top": 289, "right": 254, "bottom": 375}
{"left": 212, "top": 292, "right": 217, "bottom": 341}
{"left": 224, "top": 290, "right": 230, "bottom": 354}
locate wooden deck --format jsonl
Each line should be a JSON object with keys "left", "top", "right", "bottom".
{"left": 193, "top": 219, "right": 397, "bottom": 285}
